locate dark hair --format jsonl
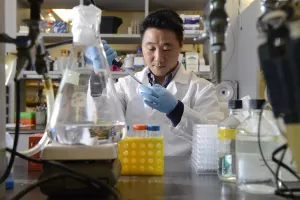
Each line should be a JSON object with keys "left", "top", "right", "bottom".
{"left": 140, "top": 8, "right": 184, "bottom": 46}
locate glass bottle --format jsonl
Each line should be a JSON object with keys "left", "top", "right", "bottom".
{"left": 218, "top": 100, "right": 244, "bottom": 182}
{"left": 236, "top": 99, "right": 279, "bottom": 194}
{"left": 134, "top": 47, "right": 145, "bottom": 72}
{"left": 133, "top": 124, "right": 147, "bottom": 137}
{"left": 147, "top": 125, "right": 161, "bottom": 137}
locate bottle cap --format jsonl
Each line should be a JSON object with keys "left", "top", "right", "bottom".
{"left": 228, "top": 100, "right": 243, "bottom": 109}
{"left": 147, "top": 125, "right": 160, "bottom": 131}
{"left": 249, "top": 99, "right": 265, "bottom": 109}
{"left": 133, "top": 124, "right": 147, "bottom": 130}
{"left": 6, "top": 177, "right": 14, "bottom": 189}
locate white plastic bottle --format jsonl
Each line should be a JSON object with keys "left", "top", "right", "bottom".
{"left": 134, "top": 47, "right": 145, "bottom": 72}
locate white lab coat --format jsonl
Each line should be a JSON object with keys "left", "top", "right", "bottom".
{"left": 113, "top": 65, "right": 224, "bottom": 156}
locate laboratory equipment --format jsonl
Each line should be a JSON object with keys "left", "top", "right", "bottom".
{"left": 207, "top": 0, "right": 228, "bottom": 83}
{"left": 38, "top": 4, "right": 126, "bottom": 197}
{"left": 215, "top": 81, "right": 238, "bottom": 102}
{"left": 134, "top": 47, "right": 145, "bottom": 72}
{"left": 257, "top": 0, "right": 300, "bottom": 176}
{"left": 218, "top": 100, "right": 244, "bottom": 182}
{"left": 0, "top": 0, "right": 56, "bottom": 197}
{"left": 147, "top": 125, "right": 161, "bottom": 137}
{"left": 192, "top": 124, "right": 218, "bottom": 174}
{"left": 133, "top": 124, "right": 147, "bottom": 137}
{"left": 202, "top": 0, "right": 300, "bottom": 198}
{"left": 236, "top": 99, "right": 279, "bottom": 194}
{"left": 118, "top": 136, "right": 164, "bottom": 175}
{"left": 111, "top": 58, "right": 143, "bottom": 84}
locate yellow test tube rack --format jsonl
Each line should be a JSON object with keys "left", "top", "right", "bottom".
{"left": 118, "top": 137, "right": 164, "bottom": 175}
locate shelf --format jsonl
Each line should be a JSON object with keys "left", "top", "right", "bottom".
{"left": 17, "top": 33, "right": 203, "bottom": 44}
{"left": 21, "top": 70, "right": 128, "bottom": 80}
{"left": 19, "top": 0, "right": 208, "bottom": 10}
{"left": 150, "top": 0, "right": 209, "bottom": 11}
{"left": 21, "top": 71, "right": 62, "bottom": 79}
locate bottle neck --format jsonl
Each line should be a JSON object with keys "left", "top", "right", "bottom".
{"left": 249, "top": 109, "right": 262, "bottom": 116}
{"left": 229, "top": 109, "right": 242, "bottom": 115}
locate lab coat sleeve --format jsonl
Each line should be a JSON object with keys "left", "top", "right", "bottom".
{"left": 169, "top": 82, "right": 224, "bottom": 142}
{"left": 114, "top": 79, "right": 127, "bottom": 117}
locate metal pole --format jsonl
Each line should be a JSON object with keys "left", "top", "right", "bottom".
{"left": 0, "top": 0, "right": 6, "bottom": 198}
{"left": 145, "top": 0, "right": 149, "bottom": 17}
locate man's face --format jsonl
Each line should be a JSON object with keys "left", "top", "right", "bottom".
{"left": 142, "top": 28, "right": 182, "bottom": 77}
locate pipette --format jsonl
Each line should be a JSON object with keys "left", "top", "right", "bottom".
{"left": 112, "top": 59, "right": 143, "bottom": 85}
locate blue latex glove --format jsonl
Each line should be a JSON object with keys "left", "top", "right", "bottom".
{"left": 85, "top": 40, "right": 117, "bottom": 70}
{"left": 139, "top": 84, "right": 178, "bottom": 114}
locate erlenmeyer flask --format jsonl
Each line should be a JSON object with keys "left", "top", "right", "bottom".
{"left": 47, "top": 4, "right": 126, "bottom": 145}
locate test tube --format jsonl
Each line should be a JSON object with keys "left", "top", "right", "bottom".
{"left": 133, "top": 124, "right": 147, "bottom": 137}
{"left": 147, "top": 125, "right": 160, "bottom": 137}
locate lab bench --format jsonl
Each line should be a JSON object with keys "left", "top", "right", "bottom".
{"left": 4, "top": 156, "right": 284, "bottom": 200}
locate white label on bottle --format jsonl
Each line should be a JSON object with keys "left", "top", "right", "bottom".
{"left": 134, "top": 57, "right": 144, "bottom": 67}
{"left": 65, "top": 69, "right": 80, "bottom": 85}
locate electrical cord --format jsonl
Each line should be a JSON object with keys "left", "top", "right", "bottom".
{"left": 0, "top": 79, "right": 21, "bottom": 184}
{"left": 258, "top": 103, "right": 289, "bottom": 189}
{"left": 272, "top": 144, "right": 300, "bottom": 184}
{"left": 10, "top": 173, "right": 98, "bottom": 200}
{"left": 6, "top": 148, "right": 121, "bottom": 200}
{"left": 259, "top": 103, "right": 300, "bottom": 198}
{"left": 275, "top": 143, "right": 288, "bottom": 191}
{"left": 0, "top": 69, "right": 120, "bottom": 200}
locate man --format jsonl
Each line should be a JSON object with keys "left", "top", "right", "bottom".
{"left": 88, "top": 9, "right": 224, "bottom": 156}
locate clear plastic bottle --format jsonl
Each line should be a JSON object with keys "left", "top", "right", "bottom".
{"left": 133, "top": 124, "right": 147, "bottom": 137}
{"left": 236, "top": 99, "right": 279, "bottom": 194}
{"left": 218, "top": 100, "right": 244, "bottom": 182}
{"left": 147, "top": 125, "right": 161, "bottom": 137}
{"left": 134, "top": 47, "right": 145, "bottom": 72}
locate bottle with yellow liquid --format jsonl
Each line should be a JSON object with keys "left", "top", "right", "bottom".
{"left": 218, "top": 100, "right": 245, "bottom": 182}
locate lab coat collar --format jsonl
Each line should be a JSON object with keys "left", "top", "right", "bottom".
{"left": 140, "top": 63, "right": 190, "bottom": 86}
{"left": 171, "top": 64, "right": 190, "bottom": 85}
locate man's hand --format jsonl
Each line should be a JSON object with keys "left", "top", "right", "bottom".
{"left": 139, "top": 84, "right": 178, "bottom": 114}
{"left": 85, "top": 40, "right": 117, "bottom": 70}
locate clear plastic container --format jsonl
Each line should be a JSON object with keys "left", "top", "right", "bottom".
{"left": 147, "top": 125, "right": 161, "bottom": 137}
{"left": 192, "top": 124, "right": 218, "bottom": 174}
{"left": 236, "top": 99, "right": 280, "bottom": 194}
{"left": 218, "top": 100, "right": 245, "bottom": 182}
{"left": 133, "top": 124, "right": 147, "bottom": 137}
{"left": 134, "top": 47, "right": 145, "bottom": 72}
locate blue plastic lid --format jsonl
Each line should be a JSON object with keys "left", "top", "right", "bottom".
{"left": 147, "top": 125, "right": 160, "bottom": 131}
{"left": 6, "top": 177, "right": 14, "bottom": 189}
{"left": 137, "top": 47, "right": 142, "bottom": 53}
